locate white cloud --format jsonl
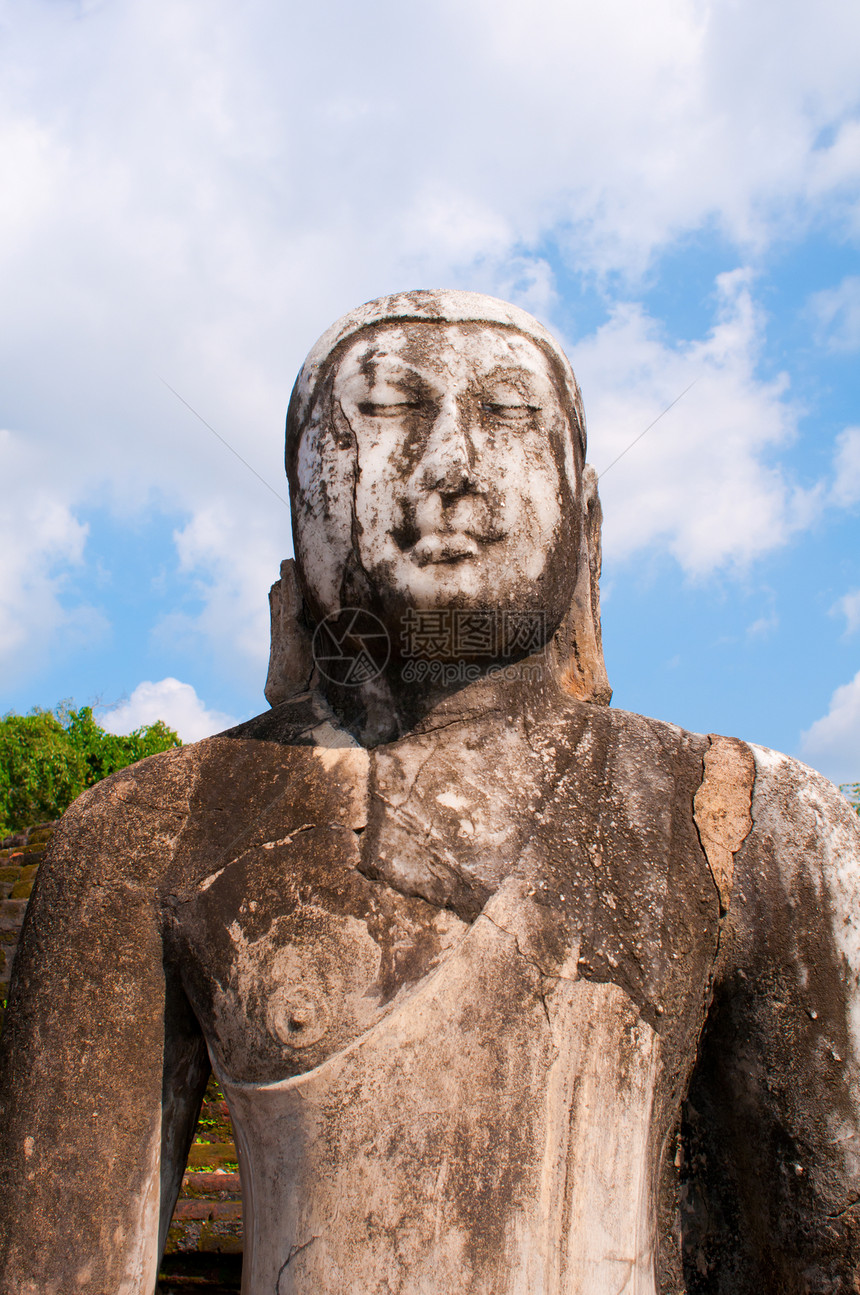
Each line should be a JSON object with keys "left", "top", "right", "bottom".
{"left": 0, "top": 0, "right": 857, "bottom": 682}
{"left": 800, "top": 671, "right": 860, "bottom": 786}
{"left": 574, "top": 270, "right": 815, "bottom": 574}
{"left": 811, "top": 277, "right": 860, "bottom": 352}
{"left": 154, "top": 503, "right": 288, "bottom": 677}
{"left": 0, "top": 429, "right": 109, "bottom": 684}
{"left": 833, "top": 590, "right": 860, "bottom": 636}
{"left": 833, "top": 428, "right": 860, "bottom": 507}
{"left": 747, "top": 612, "right": 779, "bottom": 640}
{"left": 101, "top": 678, "right": 237, "bottom": 744}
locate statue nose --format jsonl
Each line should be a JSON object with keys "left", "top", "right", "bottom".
{"left": 420, "top": 401, "right": 476, "bottom": 496}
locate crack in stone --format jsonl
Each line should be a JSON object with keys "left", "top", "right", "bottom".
{"left": 260, "top": 824, "right": 317, "bottom": 851}
{"left": 693, "top": 735, "right": 755, "bottom": 917}
{"left": 372, "top": 745, "right": 438, "bottom": 815}
{"left": 369, "top": 795, "right": 455, "bottom": 863}
{"left": 608, "top": 1254, "right": 638, "bottom": 1295}
{"left": 691, "top": 750, "right": 724, "bottom": 921}
{"left": 535, "top": 979, "right": 554, "bottom": 1029}
{"left": 276, "top": 1234, "right": 320, "bottom": 1291}
{"left": 694, "top": 735, "right": 761, "bottom": 1046}
{"left": 412, "top": 709, "right": 502, "bottom": 738}
{"left": 691, "top": 736, "right": 757, "bottom": 1035}
{"left": 191, "top": 825, "right": 320, "bottom": 895}
{"left": 353, "top": 854, "right": 475, "bottom": 923}
{"left": 363, "top": 789, "right": 482, "bottom": 917}
{"left": 825, "top": 1195, "right": 860, "bottom": 1220}
{"left": 211, "top": 781, "right": 320, "bottom": 879}
{"left": 479, "top": 910, "right": 577, "bottom": 1029}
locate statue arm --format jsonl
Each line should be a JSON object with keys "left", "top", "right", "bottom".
{"left": 0, "top": 765, "right": 207, "bottom": 1293}
{"left": 685, "top": 748, "right": 860, "bottom": 1283}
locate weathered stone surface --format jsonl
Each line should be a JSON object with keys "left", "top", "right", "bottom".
{"left": 681, "top": 747, "right": 860, "bottom": 1290}
{"left": 693, "top": 735, "right": 755, "bottom": 913}
{"left": 264, "top": 558, "right": 315, "bottom": 708}
{"left": 1, "top": 291, "right": 859, "bottom": 1294}
{"left": 284, "top": 290, "right": 611, "bottom": 721}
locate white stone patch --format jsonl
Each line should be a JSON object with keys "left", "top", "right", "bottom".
{"left": 530, "top": 980, "right": 660, "bottom": 1295}
{"left": 436, "top": 790, "right": 469, "bottom": 811}
{"left": 294, "top": 410, "right": 356, "bottom": 618}
{"left": 308, "top": 721, "right": 361, "bottom": 750}
{"left": 750, "top": 744, "right": 860, "bottom": 1102}
{"left": 312, "top": 745, "right": 368, "bottom": 772}
{"left": 311, "top": 745, "right": 369, "bottom": 829}
{"left": 197, "top": 865, "right": 227, "bottom": 893}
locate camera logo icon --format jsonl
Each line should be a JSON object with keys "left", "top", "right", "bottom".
{"left": 311, "top": 608, "right": 390, "bottom": 686}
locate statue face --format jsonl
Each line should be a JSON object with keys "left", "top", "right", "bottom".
{"left": 325, "top": 321, "right": 577, "bottom": 628}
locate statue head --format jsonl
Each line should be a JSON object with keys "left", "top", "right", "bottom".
{"left": 270, "top": 290, "right": 610, "bottom": 707}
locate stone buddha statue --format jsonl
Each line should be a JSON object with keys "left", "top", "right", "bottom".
{"left": 2, "top": 291, "right": 860, "bottom": 1294}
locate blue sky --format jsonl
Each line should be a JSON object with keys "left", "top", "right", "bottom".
{"left": 1, "top": 0, "right": 859, "bottom": 783}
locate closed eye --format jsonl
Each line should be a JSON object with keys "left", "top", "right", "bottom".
{"left": 357, "top": 400, "right": 425, "bottom": 416}
{"left": 481, "top": 402, "right": 540, "bottom": 418}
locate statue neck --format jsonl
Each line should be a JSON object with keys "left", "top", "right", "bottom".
{"left": 321, "top": 647, "right": 569, "bottom": 747}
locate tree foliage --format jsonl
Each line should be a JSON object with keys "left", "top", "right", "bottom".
{"left": 0, "top": 705, "right": 181, "bottom": 838}
{"left": 842, "top": 783, "right": 860, "bottom": 817}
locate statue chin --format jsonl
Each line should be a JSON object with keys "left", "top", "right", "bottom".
{"left": 367, "top": 552, "right": 566, "bottom": 609}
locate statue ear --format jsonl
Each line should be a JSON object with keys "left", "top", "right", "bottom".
{"left": 264, "top": 559, "right": 317, "bottom": 707}
{"left": 555, "top": 464, "right": 612, "bottom": 705}
{"left": 583, "top": 464, "right": 604, "bottom": 616}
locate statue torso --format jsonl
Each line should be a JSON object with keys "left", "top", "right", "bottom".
{"left": 161, "top": 689, "right": 722, "bottom": 1294}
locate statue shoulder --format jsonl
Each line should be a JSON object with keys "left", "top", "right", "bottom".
{"left": 219, "top": 692, "right": 360, "bottom": 749}
{"left": 745, "top": 741, "right": 860, "bottom": 859}
{"left": 41, "top": 741, "right": 213, "bottom": 891}
{"left": 49, "top": 718, "right": 367, "bottom": 891}
{"left": 561, "top": 699, "right": 713, "bottom": 764}
{"left": 590, "top": 714, "right": 859, "bottom": 866}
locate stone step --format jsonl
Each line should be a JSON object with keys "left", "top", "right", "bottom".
{"left": 182, "top": 1172, "right": 242, "bottom": 1194}
{"left": 0, "top": 899, "right": 29, "bottom": 929}
{"left": 186, "top": 1142, "right": 238, "bottom": 1169}
{"left": 172, "top": 1200, "right": 243, "bottom": 1222}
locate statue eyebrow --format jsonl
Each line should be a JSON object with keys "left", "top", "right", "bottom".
{"left": 476, "top": 359, "right": 539, "bottom": 379}
{"left": 357, "top": 363, "right": 441, "bottom": 393}
{"left": 366, "top": 367, "right": 425, "bottom": 384}
{"left": 474, "top": 365, "right": 542, "bottom": 394}
{"left": 365, "top": 355, "right": 431, "bottom": 375}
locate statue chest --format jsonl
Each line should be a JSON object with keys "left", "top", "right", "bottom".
{"left": 168, "top": 722, "right": 719, "bottom": 1088}
{"left": 165, "top": 725, "right": 718, "bottom": 1292}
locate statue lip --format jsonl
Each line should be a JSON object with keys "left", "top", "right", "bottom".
{"left": 409, "top": 531, "right": 504, "bottom": 567}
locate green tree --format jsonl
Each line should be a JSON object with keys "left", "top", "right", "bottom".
{"left": 842, "top": 783, "right": 860, "bottom": 817}
{"left": 0, "top": 705, "right": 181, "bottom": 838}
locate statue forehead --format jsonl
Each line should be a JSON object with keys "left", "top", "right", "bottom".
{"left": 286, "top": 291, "right": 588, "bottom": 476}
{"left": 332, "top": 320, "right": 557, "bottom": 385}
